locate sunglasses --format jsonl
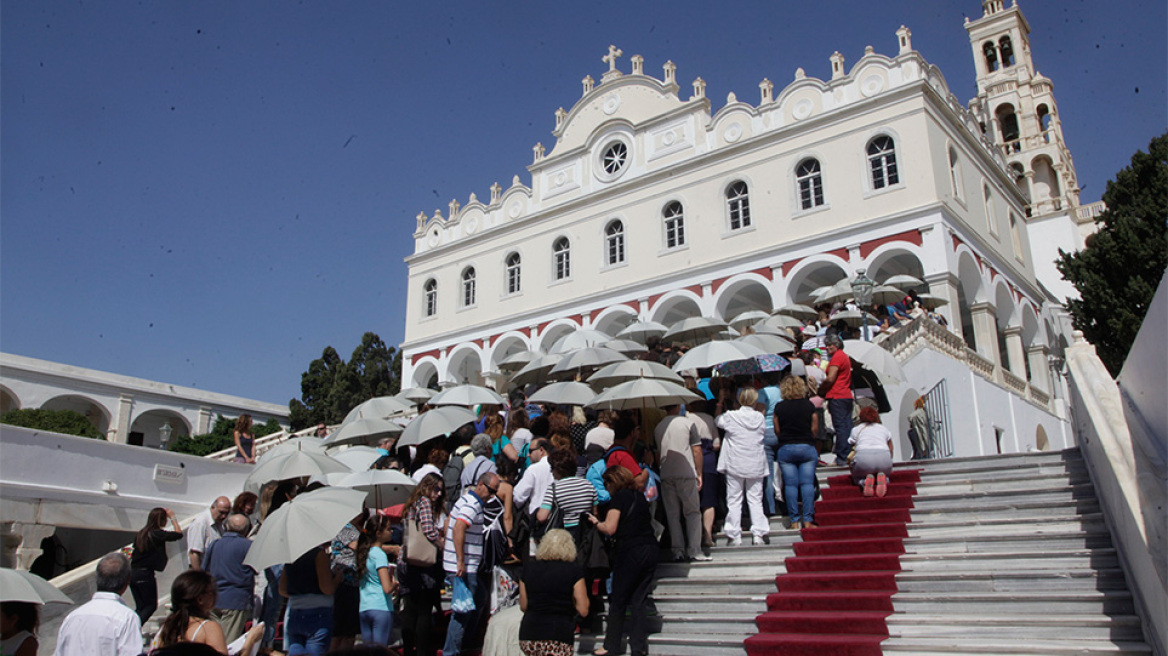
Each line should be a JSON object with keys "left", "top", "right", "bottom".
{"left": 484, "top": 485, "right": 499, "bottom": 495}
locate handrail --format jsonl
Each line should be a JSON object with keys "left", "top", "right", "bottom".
{"left": 205, "top": 425, "right": 323, "bottom": 461}
{"left": 1001, "top": 367, "right": 1028, "bottom": 393}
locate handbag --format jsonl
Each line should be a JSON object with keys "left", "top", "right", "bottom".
{"left": 404, "top": 515, "right": 438, "bottom": 567}
{"left": 532, "top": 485, "right": 563, "bottom": 541}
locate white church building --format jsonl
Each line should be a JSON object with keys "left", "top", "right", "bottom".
{"left": 400, "top": 1, "right": 1096, "bottom": 457}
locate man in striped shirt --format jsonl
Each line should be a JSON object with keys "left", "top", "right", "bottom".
{"left": 442, "top": 471, "right": 500, "bottom": 656}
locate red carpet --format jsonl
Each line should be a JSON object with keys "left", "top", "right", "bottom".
{"left": 744, "top": 468, "right": 921, "bottom": 656}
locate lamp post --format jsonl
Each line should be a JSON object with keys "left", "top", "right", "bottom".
{"left": 851, "top": 268, "right": 876, "bottom": 341}
{"left": 159, "top": 421, "right": 173, "bottom": 450}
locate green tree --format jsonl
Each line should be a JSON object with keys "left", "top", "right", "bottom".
{"left": 288, "top": 332, "right": 403, "bottom": 430}
{"left": 1, "top": 408, "right": 103, "bottom": 439}
{"left": 168, "top": 414, "right": 284, "bottom": 456}
{"left": 1057, "top": 131, "right": 1168, "bottom": 376}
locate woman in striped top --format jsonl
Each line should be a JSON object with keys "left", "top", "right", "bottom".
{"left": 537, "top": 448, "right": 597, "bottom": 542}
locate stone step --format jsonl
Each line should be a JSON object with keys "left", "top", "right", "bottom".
{"left": 899, "top": 547, "right": 1119, "bottom": 571}
{"left": 885, "top": 613, "right": 1146, "bottom": 642}
{"left": 896, "top": 449, "right": 1083, "bottom": 473}
{"left": 646, "top": 633, "right": 748, "bottom": 656}
{"left": 891, "top": 590, "right": 1137, "bottom": 616}
{"left": 910, "top": 484, "right": 1099, "bottom": 509}
{"left": 906, "top": 510, "right": 1106, "bottom": 532}
{"left": 653, "top": 594, "right": 771, "bottom": 615}
{"left": 658, "top": 613, "right": 757, "bottom": 635}
{"left": 912, "top": 473, "right": 1092, "bottom": 496}
{"left": 654, "top": 577, "right": 776, "bottom": 597}
{"left": 894, "top": 567, "right": 1131, "bottom": 593}
{"left": 908, "top": 499, "right": 1104, "bottom": 524}
{"left": 905, "top": 530, "right": 1114, "bottom": 553}
{"left": 911, "top": 462, "right": 1088, "bottom": 485}
{"left": 656, "top": 558, "right": 786, "bottom": 580}
{"left": 879, "top": 636, "right": 1151, "bottom": 656}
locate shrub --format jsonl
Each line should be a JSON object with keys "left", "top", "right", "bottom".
{"left": 1, "top": 408, "right": 103, "bottom": 439}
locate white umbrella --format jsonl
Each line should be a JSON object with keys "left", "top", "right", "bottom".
{"left": 328, "top": 445, "right": 382, "bottom": 471}
{"left": 882, "top": 274, "right": 925, "bottom": 290}
{"left": 587, "top": 378, "right": 702, "bottom": 410}
{"left": 508, "top": 353, "right": 563, "bottom": 387}
{"left": 0, "top": 567, "right": 73, "bottom": 604}
{"left": 526, "top": 381, "right": 598, "bottom": 406}
{"left": 258, "top": 436, "right": 328, "bottom": 463}
{"left": 243, "top": 487, "right": 367, "bottom": 571}
{"left": 396, "top": 387, "right": 437, "bottom": 404}
{"left": 773, "top": 304, "right": 819, "bottom": 320}
{"left": 814, "top": 279, "right": 854, "bottom": 304}
{"left": 829, "top": 309, "right": 870, "bottom": 328}
{"left": 548, "top": 347, "right": 629, "bottom": 377}
{"left": 325, "top": 417, "right": 403, "bottom": 448}
{"left": 615, "top": 320, "right": 668, "bottom": 344}
{"left": 663, "top": 317, "right": 731, "bottom": 344}
{"left": 759, "top": 314, "right": 805, "bottom": 330}
{"left": 737, "top": 333, "right": 797, "bottom": 355}
{"left": 397, "top": 406, "right": 477, "bottom": 448}
{"left": 548, "top": 329, "right": 613, "bottom": 354}
{"left": 429, "top": 384, "right": 505, "bottom": 408}
{"left": 602, "top": 339, "right": 649, "bottom": 355}
{"left": 586, "top": 360, "right": 684, "bottom": 387}
{"left": 244, "top": 449, "right": 351, "bottom": 490}
{"left": 671, "top": 341, "right": 766, "bottom": 371}
{"left": 748, "top": 321, "right": 796, "bottom": 338}
{"left": 807, "top": 285, "right": 833, "bottom": 302}
{"left": 343, "top": 396, "right": 412, "bottom": 424}
{"left": 869, "top": 285, "right": 908, "bottom": 306}
{"left": 843, "top": 339, "right": 907, "bottom": 385}
{"left": 727, "top": 310, "right": 772, "bottom": 330}
{"left": 496, "top": 349, "right": 544, "bottom": 372}
{"left": 914, "top": 293, "right": 949, "bottom": 309}
{"left": 336, "top": 469, "right": 416, "bottom": 508}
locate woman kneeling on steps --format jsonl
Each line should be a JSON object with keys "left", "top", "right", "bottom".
{"left": 848, "top": 405, "right": 893, "bottom": 498}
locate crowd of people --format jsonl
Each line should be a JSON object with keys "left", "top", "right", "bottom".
{"left": 38, "top": 313, "right": 923, "bottom": 656}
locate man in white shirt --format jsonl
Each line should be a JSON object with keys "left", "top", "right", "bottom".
{"left": 654, "top": 405, "right": 709, "bottom": 562}
{"left": 187, "top": 496, "right": 231, "bottom": 569}
{"left": 54, "top": 553, "right": 142, "bottom": 656}
{"left": 583, "top": 410, "right": 617, "bottom": 451}
{"left": 512, "top": 437, "right": 553, "bottom": 516}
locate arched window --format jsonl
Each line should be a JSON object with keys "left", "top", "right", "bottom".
{"left": 461, "top": 267, "right": 476, "bottom": 307}
{"left": 866, "top": 136, "right": 899, "bottom": 189}
{"left": 1009, "top": 213, "right": 1024, "bottom": 260}
{"left": 948, "top": 147, "right": 964, "bottom": 201}
{"left": 998, "top": 36, "right": 1015, "bottom": 67}
{"left": 983, "top": 41, "right": 999, "bottom": 72}
{"left": 505, "top": 252, "right": 521, "bottom": 295}
{"left": 996, "top": 104, "right": 1020, "bottom": 148}
{"left": 423, "top": 279, "right": 437, "bottom": 317}
{"left": 796, "top": 159, "right": 824, "bottom": 209}
{"left": 553, "top": 237, "right": 571, "bottom": 280}
{"left": 726, "top": 181, "right": 751, "bottom": 230}
{"left": 605, "top": 220, "right": 625, "bottom": 266}
{"left": 1037, "top": 104, "right": 1052, "bottom": 142}
{"left": 663, "top": 201, "right": 686, "bottom": 249}
{"left": 984, "top": 184, "right": 998, "bottom": 237}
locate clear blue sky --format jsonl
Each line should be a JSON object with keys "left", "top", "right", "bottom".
{"left": 3, "top": 1, "right": 1164, "bottom": 406}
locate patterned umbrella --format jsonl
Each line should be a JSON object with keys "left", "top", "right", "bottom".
{"left": 714, "top": 353, "right": 791, "bottom": 377}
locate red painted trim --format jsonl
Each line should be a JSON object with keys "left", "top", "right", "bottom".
{"left": 952, "top": 234, "right": 966, "bottom": 251}
{"left": 859, "top": 230, "right": 923, "bottom": 259}
{"left": 825, "top": 247, "right": 848, "bottom": 261}
{"left": 781, "top": 258, "right": 803, "bottom": 277}
{"left": 410, "top": 350, "right": 440, "bottom": 366}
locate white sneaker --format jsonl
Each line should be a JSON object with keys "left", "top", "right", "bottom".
{"left": 753, "top": 534, "right": 771, "bottom": 546}
{"left": 692, "top": 553, "right": 713, "bottom": 562}
{"left": 726, "top": 536, "right": 743, "bottom": 547}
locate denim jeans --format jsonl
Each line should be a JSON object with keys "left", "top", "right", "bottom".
{"left": 762, "top": 433, "right": 780, "bottom": 514}
{"left": 777, "top": 443, "right": 819, "bottom": 523}
{"left": 442, "top": 573, "right": 479, "bottom": 656}
{"left": 360, "top": 608, "right": 394, "bottom": 646}
{"left": 828, "top": 398, "right": 855, "bottom": 461}
{"left": 285, "top": 606, "right": 333, "bottom": 656}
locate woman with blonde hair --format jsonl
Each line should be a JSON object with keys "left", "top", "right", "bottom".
{"left": 715, "top": 387, "right": 770, "bottom": 546}
{"left": 774, "top": 376, "right": 821, "bottom": 529}
{"left": 518, "top": 529, "right": 588, "bottom": 656}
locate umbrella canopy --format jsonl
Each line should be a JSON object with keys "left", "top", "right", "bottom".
{"left": 842, "top": 339, "right": 906, "bottom": 384}
{"left": 759, "top": 314, "right": 805, "bottom": 330}
{"left": 802, "top": 335, "right": 827, "bottom": 351}
{"left": 496, "top": 349, "right": 544, "bottom": 372}
{"left": 773, "top": 304, "right": 819, "bottom": 320}
{"left": 671, "top": 341, "right": 766, "bottom": 371}
{"left": 807, "top": 285, "right": 833, "bottom": 302}
{"left": 548, "top": 347, "right": 629, "bottom": 377}
{"left": 245, "top": 449, "right": 350, "bottom": 490}
{"left": 736, "top": 333, "right": 797, "bottom": 355}
{"left": 325, "top": 417, "right": 403, "bottom": 448}
{"left": 507, "top": 353, "right": 563, "bottom": 388}
{"left": 396, "top": 387, "right": 437, "bottom": 404}
{"left": 829, "top": 309, "right": 870, "bottom": 328}
{"left": 343, "top": 396, "right": 412, "bottom": 424}
{"left": 814, "top": 279, "right": 854, "bottom": 304}
{"left": 663, "top": 317, "right": 730, "bottom": 344}
{"left": 727, "top": 310, "right": 772, "bottom": 330}
{"left": 615, "top": 320, "right": 668, "bottom": 344}
{"left": 0, "top": 567, "right": 73, "bottom": 604}
{"left": 243, "top": 487, "right": 367, "bottom": 571}
{"left": 526, "top": 381, "right": 598, "bottom": 406}
{"left": 715, "top": 353, "right": 792, "bottom": 377}
{"left": 868, "top": 285, "right": 909, "bottom": 306}
{"left": 914, "top": 293, "right": 949, "bottom": 309}
{"left": 548, "top": 329, "right": 613, "bottom": 354}
{"left": 336, "top": 469, "right": 416, "bottom": 508}
{"left": 748, "top": 321, "right": 796, "bottom": 338}
{"left": 586, "top": 360, "right": 683, "bottom": 387}
{"left": 327, "top": 445, "right": 382, "bottom": 471}
{"left": 258, "top": 437, "right": 328, "bottom": 463}
{"left": 881, "top": 274, "right": 925, "bottom": 290}
{"left": 602, "top": 339, "right": 648, "bottom": 355}
{"left": 397, "top": 405, "right": 477, "bottom": 448}
{"left": 429, "top": 384, "right": 505, "bottom": 408}
{"left": 587, "top": 378, "right": 702, "bottom": 410}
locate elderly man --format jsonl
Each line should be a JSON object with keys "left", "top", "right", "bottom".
{"left": 203, "top": 514, "right": 255, "bottom": 643}
{"left": 655, "top": 404, "right": 710, "bottom": 562}
{"left": 187, "top": 496, "right": 232, "bottom": 570}
{"left": 54, "top": 553, "right": 142, "bottom": 656}
{"left": 443, "top": 472, "right": 500, "bottom": 656}
{"left": 818, "top": 334, "right": 854, "bottom": 466}
{"left": 459, "top": 433, "right": 498, "bottom": 488}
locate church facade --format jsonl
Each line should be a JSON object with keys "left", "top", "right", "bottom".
{"left": 400, "top": 1, "right": 1088, "bottom": 402}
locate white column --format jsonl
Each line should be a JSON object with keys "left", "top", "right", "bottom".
{"left": 970, "top": 302, "right": 1001, "bottom": 364}
{"left": 1002, "top": 326, "right": 1027, "bottom": 379}
{"left": 197, "top": 406, "right": 214, "bottom": 435}
{"left": 925, "top": 272, "right": 964, "bottom": 343}
{"left": 1027, "top": 345, "right": 1051, "bottom": 392}
{"left": 110, "top": 394, "right": 134, "bottom": 444}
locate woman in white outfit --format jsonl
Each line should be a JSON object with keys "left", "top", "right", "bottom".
{"left": 715, "top": 387, "right": 770, "bottom": 546}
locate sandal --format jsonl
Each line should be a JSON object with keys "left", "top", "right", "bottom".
{"left": 593, "top": 649, "right": 611, "bottom": 656}
{"left": 875, "top": 472, "right": 888, "bottom": 498}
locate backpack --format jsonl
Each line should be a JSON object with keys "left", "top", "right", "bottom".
{"left": 443, "top": 445, "right": 473, "bottom": 512}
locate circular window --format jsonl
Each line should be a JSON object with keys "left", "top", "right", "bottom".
{"left": 602, "top": 142, "right": 627, "bottom": 175}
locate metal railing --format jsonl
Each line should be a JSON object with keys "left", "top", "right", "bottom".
{"left": 921, "top": 378, "right": 954, "bottom": 458}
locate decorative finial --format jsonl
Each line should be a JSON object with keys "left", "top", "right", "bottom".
{"left": 896, "top": 26, "right": 912, "bottom": 54}
{"left": 663, "top": 60, "right": 677, "bottom": 85}
{"left": 554, "top": 107, "right": 567, "bottom": 130}
{"left": 726, "top": 91, "right": 737, "bottom": 104}
{"left": 582, "top": 75, "right": 594, "bottom": 95}
{"left": 864, "top": 45, "right": 875, "bottom": 55}
{"left": 433, "top": 208, "right": 444, "bottom": 221}
{"left": 631, "top": 54, "right": 644, "bottom": 75}
{"left": 759, "top": 78, "right": 774, "bottom": 103}
{"left": 511, "top": 174, "right": 521, "bottom": 187}
{"left": 830, "top": 52, "right": 845, "bottom": 80}
{"left": 795, "top": 67, "right": 806, "bottom": 80}
{"left": 490, "top": 182, "right": 502, "bottom": 203}
{"left": 416, "top": 211, "right": 427, "bottom": 230}
{"left": 532, "top": 142, "right": 546, "bottom": 163}
{"left": 692, "top": 77, "right": 706, "bottom": 99}
{"left": 468, "top": 192, "right": 478, "bottom": 203}
{"left": 448, "top": 198, "right": 460, "bottom": 217}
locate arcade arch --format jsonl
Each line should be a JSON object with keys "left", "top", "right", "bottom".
{"left": 714, "top": 275, "right": 774, "bottom": 322}
{"left": 866, "top": 248, "right": 925, "bottom": 286}
{"left": 490, "top": 334, "right": 531, "bottom": 371}
{"left": 129, "top": 409, "right": 192, "bottom": 449}
{"left": 411, "top": 360, "right": 440, "bottom": 390}
{"left": 955, "top": 251, "right": 983, "bottom": 351}
{"left": 41, "top": 395, "right": 110, "bottom": 436}
{"left": 592, "top": 306, "right": 639, "bottom": 337}
{"left": 649, "top": 291, "right": 703, "bottom": 325}
{"left": 784, "top": 259, "right": 848, "bottom": 305}
{"left": 538, "top": 321, "right": 579, "bottom": 353}
{"left": 0, "top": 385, "right": 19, "bottom": 414}
{"left": 445, "top": 346, "right": 485, "bottom": 386}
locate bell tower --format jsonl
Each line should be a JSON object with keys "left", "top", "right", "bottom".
{"left": 965, "top": 0, "right": 1083, "bottom": 221}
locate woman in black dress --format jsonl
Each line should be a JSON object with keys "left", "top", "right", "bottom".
{"left": 585, "top": 466, "right": 657, "bottom": 656}
{"left": 518, "top": 528, "right": 588, "bottom": 656}
{"left": 130, "top": 507, "right": 184, "bottom": 624}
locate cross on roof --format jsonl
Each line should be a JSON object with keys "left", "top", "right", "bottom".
{"left": 603, "top": 45, "right": 623, "bottom": 73}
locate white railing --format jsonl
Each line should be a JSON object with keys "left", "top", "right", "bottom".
{"left": 1002, "top": 368, "right": 1028, "bottom": 394}
{"left": 966, "top": 348, "right": 997, "bottom": 379}
{"left": 206, "top": 425, "right": 323, "bottom": 461}
{"left": 1077, "top": 200, "right": 1106, "bottom": 221}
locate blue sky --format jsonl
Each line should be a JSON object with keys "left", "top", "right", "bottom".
{"left": 3, "top": 1, "right": 1164, "bottom": 406}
